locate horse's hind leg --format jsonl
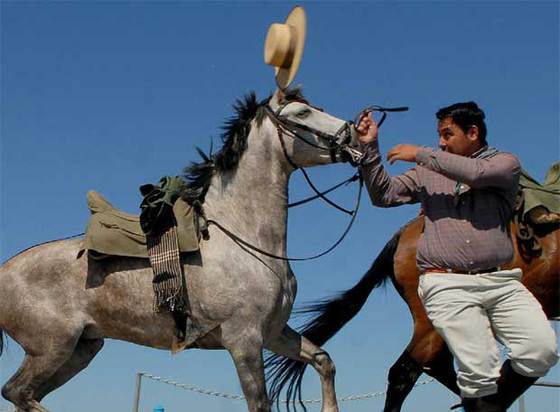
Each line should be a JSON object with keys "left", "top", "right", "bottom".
{"left": 35, "top": 338, "right": 104, "bottom": 401}
{"left": 266, "top": 326, "right": 338, "bottom": 412}
{"left": 2, "top": 350, "right": 74, "bottom": 412}
{"left": 1, "top": 328, "right": 82, "bottom": 412}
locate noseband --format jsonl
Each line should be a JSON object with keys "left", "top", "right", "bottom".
{"left": 264, "top": 103, "right": 353, "bottom": 166}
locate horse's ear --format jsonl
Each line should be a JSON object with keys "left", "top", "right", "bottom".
{"left": 269, "top": 88, "right": 285, "bottom": 111}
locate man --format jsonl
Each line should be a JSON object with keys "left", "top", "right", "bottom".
{"left": 356, "top": 102, "right": 558, "bottom": 412}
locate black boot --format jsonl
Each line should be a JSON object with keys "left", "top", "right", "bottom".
{"left": 496, "top": 360, "right": 538, "bottom": 410}
{"left": 461, "top": 394, "right": 503, "bottom": 412}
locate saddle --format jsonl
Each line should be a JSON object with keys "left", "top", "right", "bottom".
{"left": 518, "top": 162, "right": 560, "bottom": 225}
{"left": 82, "top": 190, "right": 206, "bottom": 352}
{"left": 514, "top": 162, "right": 560, "bottom": 259}
{"left": 82, "top": 190, "right": 200, "bottom": 258}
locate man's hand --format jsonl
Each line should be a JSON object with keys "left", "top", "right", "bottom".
{"left": 387, "top": 144, "right": 420, "bottom": 164}
{"left": 355, "top": 112, "right": 378, "bottom": 144}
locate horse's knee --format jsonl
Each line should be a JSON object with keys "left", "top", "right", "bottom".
{"left": 2, "top": 380, "right": 27, "bottom": 405}
{"left": 1, "top": 382, "right": 14, "bottom": 402}
{"left": 313, "top": 351, "right": 336, "bottom": 378}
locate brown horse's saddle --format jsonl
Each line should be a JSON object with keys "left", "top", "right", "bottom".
{"left": 514, "top": 163, "right": 560, "bottom": 258}
{"left": 518, "top": 162, "right": 560, "bottom": 225}
{"left": 82, "top": 191, "right": 200, "bottom": 258}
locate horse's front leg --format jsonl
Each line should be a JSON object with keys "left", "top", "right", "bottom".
{"left": 384, "top": 350, "right": 424, "bottom": 412}
{"left": 225, "top": 330, "right": 270, "bottom": 412}
{"left": 384, "top": 326, "right": 459, "bottom": 412}
{"left": 266, "top": 325, "right": 339, "bottom": 412}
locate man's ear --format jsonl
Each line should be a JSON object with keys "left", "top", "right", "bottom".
{"left": 468, "top": 125, "right": 479, "bottom": 142}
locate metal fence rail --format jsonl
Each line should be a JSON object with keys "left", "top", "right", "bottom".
{"left": 133, "top": 371, "right": 435, "bottom": 411}
{"left": 133, "top": 372, "right": 560, "bottom": 412}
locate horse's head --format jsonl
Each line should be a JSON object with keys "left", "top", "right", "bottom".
{"left": 265, "top": 89, "right": 361, "bottom": 168}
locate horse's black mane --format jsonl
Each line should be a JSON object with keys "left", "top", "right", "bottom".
{"left": 181, "top": 87, "right": 307, "bottom": 205}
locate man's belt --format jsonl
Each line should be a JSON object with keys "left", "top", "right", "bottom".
{"left": 423, "top": 267, "right": 501, "bottom": 275}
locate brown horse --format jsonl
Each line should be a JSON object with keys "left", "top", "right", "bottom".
{"left": 266, "top": 215, "right": 559, "bottom": 411}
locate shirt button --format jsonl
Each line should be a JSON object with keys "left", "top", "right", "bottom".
{"left": 466, "top": 239, "right": 471, "bottom": 244}
{"left": 460, "top": 185, "right": 465, "bottom": 190}
{"left": 469, "top": 260, "right": 474, "bottom": 265}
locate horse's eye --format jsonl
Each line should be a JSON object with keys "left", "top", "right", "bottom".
{"left": 295, "top": 108, "right": 312, "bottom": 119}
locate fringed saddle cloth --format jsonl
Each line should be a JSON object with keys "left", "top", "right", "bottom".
{"left": 139, "top": 176, "right": 190, "bottom": 314}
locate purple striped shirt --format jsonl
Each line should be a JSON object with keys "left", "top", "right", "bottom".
{"left": 361, "top": 142, "right": 521, "bottom": 272}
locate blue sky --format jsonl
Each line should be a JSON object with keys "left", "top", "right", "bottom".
{"left": 1, "top": 1, "right": 558, "bottom": 412}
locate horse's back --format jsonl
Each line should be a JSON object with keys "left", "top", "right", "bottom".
{"left": 0, "top": 237, "right": 87, "bottom": 299}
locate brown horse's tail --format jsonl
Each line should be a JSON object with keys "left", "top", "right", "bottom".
{"left": 265, "top": 229, "right": 402, "bottom": 411}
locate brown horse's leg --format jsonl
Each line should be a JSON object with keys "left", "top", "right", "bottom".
{"left": 423, "top": 345, "right": 459, "bottom": 395}
{"left": 266, "top": 326, "right": 339, "bottom": 412}
{"left": 384, "top": 326, "right": 457, "bottom": 412}
{"left": 35, "top": 338, "right": 104, "bottom": 401}
{"left": 383, "top": 349, "right": 424, "bottom": 412}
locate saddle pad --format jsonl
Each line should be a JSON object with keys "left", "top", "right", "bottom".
{"left": 83, "top": 191, "right": 199, "bottom": 258}
{"left": 520, "top": 162, "right": 560, "bottom": 220}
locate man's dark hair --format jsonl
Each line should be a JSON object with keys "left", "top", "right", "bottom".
{"left": 436, "top": 102, "right": 487, "bottom": 144}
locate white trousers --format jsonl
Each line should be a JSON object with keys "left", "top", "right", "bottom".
{"left": 418, "top": 268, "right": 558, "bottom": 398}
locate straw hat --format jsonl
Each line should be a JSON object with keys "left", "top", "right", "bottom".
{"left": 264, "top": 6, "right": 306, "bottom": 89}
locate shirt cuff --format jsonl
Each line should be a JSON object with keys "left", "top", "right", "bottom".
{"left": 359, "top": 140, "right": 381, "bottom": 166}
{"left": 416, "top": 147, "right": 435, "bottom": 167}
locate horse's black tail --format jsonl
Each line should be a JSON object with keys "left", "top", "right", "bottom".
{"left": 265, "top": 228, "right": 403, "bottom": 411}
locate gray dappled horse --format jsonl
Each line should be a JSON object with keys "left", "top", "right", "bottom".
{"left": 0, "top": 89, "right": 358, "bottom": 412}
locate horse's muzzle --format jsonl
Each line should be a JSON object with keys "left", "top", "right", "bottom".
{"left": 333, "top": 122, "right": 363, "bottom": 165}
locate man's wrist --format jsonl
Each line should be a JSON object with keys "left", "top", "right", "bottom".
{"left": 415, "top": 147, "right": 434, "bottom": 167}
{"left": 359, "top": 140, "right": 381, "bottom": 166}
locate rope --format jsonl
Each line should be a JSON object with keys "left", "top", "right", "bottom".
{"left": 139, "top": 372, "right": 435, "bottom": 404}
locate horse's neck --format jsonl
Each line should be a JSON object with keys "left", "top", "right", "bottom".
{"left": 205, "top": 127, "right": 290, "bottom": 255}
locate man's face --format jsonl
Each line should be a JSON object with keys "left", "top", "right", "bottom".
{"left": 437, "top": 117, "right": 480, "bottom": 156}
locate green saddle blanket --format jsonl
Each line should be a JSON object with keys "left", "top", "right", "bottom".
{"left": 519, "top": 162, "right": 560, "bottom": 221}
{"left": 83, "top": 191, "right": 200, "bottom": 258}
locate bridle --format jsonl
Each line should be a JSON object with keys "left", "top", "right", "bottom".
{"left": 204, "top": 101, "right": 408, "bottom": 262}
{"left": 264, "top": 101, "right": 356, "bottom": 166}
{"left": 264, "top": 101, "right": 409, "bottom": 168}
{"left": 262, "top": 100, "right": 408, "bottom": 214}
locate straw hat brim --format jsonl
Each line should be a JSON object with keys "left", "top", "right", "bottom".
{"left": 274, "top": 7, "right": 306, "bottom": 89}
